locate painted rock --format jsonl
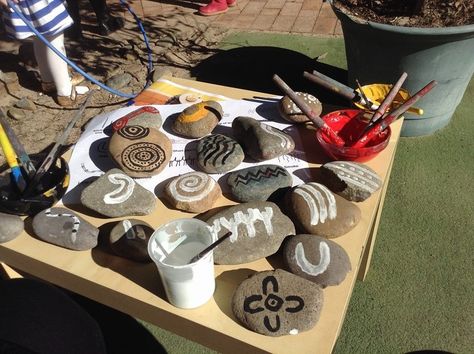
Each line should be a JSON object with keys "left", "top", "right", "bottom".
{"left": 278, "top": 92, "right": 322, "bottom": 123}
{"left": 164, "top": 172, "right": 222, "bottom": 213}
{"left": 172, "top": 100, "right": 223, "bottom": 138}
{"left": 206, "top": 201, "right": 295, "bottom": 264}
{"left": 0, "top": 212, "right": 24, "bottom": 243}
{"left": 81, "top": 168, "right": 156, "bottom": 217}
{"left": 112, "top": 106, "right": 162, "bottom": 132}
{"left": 287, "top": 182, "right": 361, "bottom": 238}
{"left": 283, "top": 234, "right": 351, "bottom": 288}
{"left": 227, "top": 164, "right": 292, "bottom": 202}
{"left": 196, "top": 134, "right": 244, "bottom": 174}
{"left": 109, "top": 219, "right": 154, "bottom": 262}
{"left": 232, "top": 117, "right": 295, "bottom": 161}
{"left": 108, "top": 125, "right": 172, "bottom": 178}
{"left": 320, "top": 161, "right": 382, "bottom": 202}
{"left": 232, "top": 269, "right": 323, "bottom": 336}
{"left": 32, "top": 207, "right": 98, "bottom": 251}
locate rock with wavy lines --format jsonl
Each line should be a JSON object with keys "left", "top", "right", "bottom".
{"left": 80, "top": 169, "right": 156, "bottom": 217}
{"left": 196, "top": 134, "right": 244, "bottom": 173}
{"left": 227, "top": 164, "right": 292, "bottom": 202}
{"left": 286, "top": 182, "right": 361, "bottom": 238}
{"left": 232, "top": 117, "right": 295, "bottom": 161}
{"left": 108, "top": 125, "right": 172, "bottom": 178}
{"left": 164, "top": 172, "right": 221, "bottom": 213}
{"left": 283, "top": 234, "right": 351, "bottom": 288}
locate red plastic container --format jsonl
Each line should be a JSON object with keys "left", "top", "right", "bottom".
{"left": 316, "top": 109, "right": 391, "bottom": 162}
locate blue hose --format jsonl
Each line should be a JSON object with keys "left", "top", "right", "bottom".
{"left": 7, "top": 0, "right": 153, "bottom": 99}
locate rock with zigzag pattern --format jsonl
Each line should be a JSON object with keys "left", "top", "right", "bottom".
{"left": 227, "top": 164, "right": 293, "bottom": 202}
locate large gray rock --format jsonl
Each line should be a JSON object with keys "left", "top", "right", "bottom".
{"left": 109, "top": 219, "right": 154, "bottom": 262}
{"left": 172, "top": 100, "right": 223, "bottom": 138}
{"left": 112, "top": 106, "right": 162, "bottom": 132}
{"left": 283, "top": 234, "right": 351, "bottom": 288}
{"left": 32, "top": 208, "right": 98, "bottom": 251}
{"left": 164, "top": 172, "right": 222, "bottom": 213}
{"left": 108, "top": 126, "right": 172, "bottom": 178}
{"left": 196, "top": 134, "right": 244, "bottom": 174}
{"left": 278, "top": 92, "right": 322, "bottom": 123}
{"left": 286, "top": 182, "right": 361, "bottom": 238}
{"left": 81, "top": 169, "right": 156, "bottom": 217}
{"left": 0, "top": 212, "right": 24, "bottom": 243}
{"left": 206, "top": 201, "right": 295, "bottom": 265}
{"left": 232, "top": 117, "right": 295, "bottom": 161}
{"left": 232, "top": 269, "right": 323, "bottom": 336}
{"left": 227, "top": 164, "right": 292, "bottom": 202}
{"left": 320, "top": 161, "right": 382, "bottom": 202}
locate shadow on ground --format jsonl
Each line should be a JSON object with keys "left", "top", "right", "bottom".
{"left": 191, "top": 46, "right": 349, "bottom": 106}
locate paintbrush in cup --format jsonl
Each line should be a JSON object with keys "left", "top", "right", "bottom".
{"left": 188, "top": 231, "right": 232, "bottom": 264}
{"left": 355, "top": 79, "right": 372, "bottom": 110}
{"left": 352, "top": 80, "right": 437, "bottom": 148}
{"left": 273, "top": 74, "right": 346, "bottom": 146}
{"left": 303, "top": 71, "right": 356, "bottom": 101}
{"left": 356, "top": 72, "right": 408, "bottom": 140}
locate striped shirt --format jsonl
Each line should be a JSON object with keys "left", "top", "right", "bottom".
{"left": 2, "top": 0, "right": 73, "bottom": 40}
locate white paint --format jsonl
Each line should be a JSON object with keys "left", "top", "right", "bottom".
{"left": 260, "top": 123, "right": 293, "bottom": 149}
{"left": 122, "top": 220, "right": 135, "bottom": 239}
{"left": 294, "top": 183, "right": 337, "bottom": 226}
{"left": 295, "top": 241, "right": 330, "bottom": 276}
{"left": 168, "top": 173, "right": 215, "bottom": 202}
{"left": 44, "top": 208, "right": 80, "bottom": 243}
{"left": 289, "top": 329, "right": 299, "bottom": 335}
{"left": 103, "top": 173, "right": 135, "bottom": 204}
{"left": 210, "top": 207, "right": 274, "bottom": 242}
{"left": 328, "top": 162, "right": 380, "bottom": 192}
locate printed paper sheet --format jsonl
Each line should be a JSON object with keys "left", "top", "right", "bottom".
{"left": 62, "top": 99, "right": 311, "bottom": 205}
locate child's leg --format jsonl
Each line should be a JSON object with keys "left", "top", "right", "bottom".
{"left": 32, "top": 33, "right": 72, "bottom": 97}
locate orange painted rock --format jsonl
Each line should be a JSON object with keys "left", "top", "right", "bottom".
{"left": 172, "top": 100, "right": 223, "bottom": 138}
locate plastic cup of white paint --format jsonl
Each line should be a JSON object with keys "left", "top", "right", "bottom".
{"left": 147, "top": 218, "right": 217, "bottom": 309}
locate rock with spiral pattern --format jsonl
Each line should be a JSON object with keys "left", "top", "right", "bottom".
{"left": 108, "top": 125, "right": 172, "bottom": 178}
{"left": 164, "top": 172, "right": 222, "bottom": 213}
{"left": 172, "top": 100, "right": 223, "bottom": 138}
{"left": 278, "top": 92, "right": 322, "bottom": 123}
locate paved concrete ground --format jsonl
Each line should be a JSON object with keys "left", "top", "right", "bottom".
{"left": 118, "top": 0, "right": 342, "bottom": 36}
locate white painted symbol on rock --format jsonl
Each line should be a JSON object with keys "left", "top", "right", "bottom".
{"left": 103, "top": 173, "right": 135, "bottom": 204}
{"left": 294, "top": 183, "right": 337, "bottom": 225}
{"left": 295, "top": 241, "right": 331, "bottom": 276}
{"left": 210, "top": 207, "right": 274, "bottom": 242}
{"left": 260, "top": 123, "right": 293, "bottom": 149}
{"left": 169, "top": 172, "right": 215, "bottom": 202}
{"left": 44, "top": 208, "right": 80, "bottom": 243}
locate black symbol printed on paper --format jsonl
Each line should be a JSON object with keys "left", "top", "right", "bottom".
{"left": 118, "top": 125, "right": 150, "bottom": 140}
{"left": 121, "top": 142, "right": 165, "bottom": 172}
{"left": 233, "top": 166, "right": 287, "bottom": 186}
{"left": 243, "top": 275, "right": 304, "bottom": 333}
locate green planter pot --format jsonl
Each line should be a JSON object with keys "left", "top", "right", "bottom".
{"left": 331, "top": 3, "right": 474, "bottom": 136}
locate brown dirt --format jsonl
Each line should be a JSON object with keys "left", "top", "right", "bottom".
{"left": 333, "top": 0, "right": 474, "bottom": 27}
{"left": 0, "top": 5, "right": 228, "bottom": 166}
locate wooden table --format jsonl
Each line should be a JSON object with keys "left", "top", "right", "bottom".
{"left": 0, "top": 78, "right": 402, "bottom": 354}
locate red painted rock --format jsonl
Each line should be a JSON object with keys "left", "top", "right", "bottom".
{"left": 112, "top": 106, "right": 162, "bottom": 132}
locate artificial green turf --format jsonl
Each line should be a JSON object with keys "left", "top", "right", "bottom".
{"left": 146, "top": 32, "right": 474, "bottom": 353}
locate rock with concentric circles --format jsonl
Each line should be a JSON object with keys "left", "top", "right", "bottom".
{"left": 164, "top": 171, "right": 221, "bottom": 213}
{"left": 108, "top": 125, "right": 172, "bottom": 178}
